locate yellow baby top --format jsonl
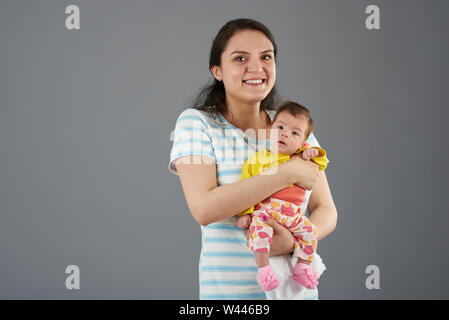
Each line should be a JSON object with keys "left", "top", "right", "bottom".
{"left": 238, "top": 145, "right": 328, "bottom": 216}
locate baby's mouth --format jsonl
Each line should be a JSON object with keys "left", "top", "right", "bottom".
{"left": 278, "top": 141, "right": 286, "bottom": 146}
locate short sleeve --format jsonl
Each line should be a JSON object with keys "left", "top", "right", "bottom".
{"left": 168, "top": 108, "right": 216, "bottom": 175}
{"left": 306, "top": 132, "right": 330, "bottom": 165}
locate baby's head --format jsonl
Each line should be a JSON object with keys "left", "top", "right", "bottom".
{"left": 269, "top": 100, "right": 314, "bottom": 155}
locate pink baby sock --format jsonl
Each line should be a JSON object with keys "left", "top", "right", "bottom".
{"left": 257, "top": 265, "right": 280, "bottom": 291}
{"left": 292, "top": 263, "right": 319, "bottom": 289}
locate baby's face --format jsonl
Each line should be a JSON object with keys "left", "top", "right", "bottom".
{"left": 268, "top": 111, "right": 309, "bottom": 155}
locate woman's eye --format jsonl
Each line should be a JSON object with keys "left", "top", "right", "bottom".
{"left": 235, "top": 56, "right": 246, "bottom": 62}
{"left": 262, "top": 55, "right": 272, "bottom": 60}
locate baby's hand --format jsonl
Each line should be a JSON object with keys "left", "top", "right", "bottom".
{"left": 237, "top": 214, "right": 252, "bottom": 229}
{"left": 301, "top": 148, "right": 319, "bottom": 161}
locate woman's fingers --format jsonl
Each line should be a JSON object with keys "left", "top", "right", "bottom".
{"left": 264, "top": 218, "right": 281, "bottom": 231}
{"left": 265, "top": 218, "right": 290, "bottom": 238}
{"left": 265, "top": 219, "right": 295, "bottom": 256}
{"left": 288, "top": 156, "right": 319, "bottom": 190}
{"left": 245, "top": 218, "right": 295, "bottom": 255}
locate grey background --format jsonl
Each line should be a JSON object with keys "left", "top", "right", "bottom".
{"left": 0, "top": 0, "right": 448, "bottom": 299}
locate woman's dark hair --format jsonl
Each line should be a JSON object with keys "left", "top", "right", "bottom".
{"left": 192, "top": 18, "right": 280, "bottom": 114}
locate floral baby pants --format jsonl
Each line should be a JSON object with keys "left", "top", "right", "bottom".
{"left": 248, "top": 197, "right": 318, "bottom": 262}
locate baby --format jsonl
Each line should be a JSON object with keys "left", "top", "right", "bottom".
{"left": 237, "top": 100, "right": 328, "bottom": 291}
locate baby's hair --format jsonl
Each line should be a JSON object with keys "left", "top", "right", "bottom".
{"left": 273, "top": 100, "right": 314, "bottom": 137}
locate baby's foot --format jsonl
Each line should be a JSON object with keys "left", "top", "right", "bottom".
{"left": 257, "top": 265, "right": 280, "bottom": 291}
{"left": 292, "top": 263, "right": 319, "bottom": 289}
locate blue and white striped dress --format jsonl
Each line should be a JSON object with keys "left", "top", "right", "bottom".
{"left": 169, "top": 107, "right": 321, "bottom": 300}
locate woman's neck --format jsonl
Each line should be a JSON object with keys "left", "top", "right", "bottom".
{"left": 223, "top": 99, "right": 271, "bottom": 135}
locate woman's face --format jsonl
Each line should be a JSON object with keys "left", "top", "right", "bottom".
{"left": 211, "top": 30, "right": 276, "bottom": 106}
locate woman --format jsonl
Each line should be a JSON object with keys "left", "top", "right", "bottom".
{"left": 169, "top": 18, "right": 337, "bottom": 300}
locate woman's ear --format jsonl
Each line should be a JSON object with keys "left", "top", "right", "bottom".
{"left": 210, "top": 65, "right": 222, "bottom": 81}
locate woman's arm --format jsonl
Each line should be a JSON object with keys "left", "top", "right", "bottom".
{"left": 175, "top": 155, "right": 319, "bottom": 226}
{"left": 307, "top": 171, "right": 338, "bottom": 241}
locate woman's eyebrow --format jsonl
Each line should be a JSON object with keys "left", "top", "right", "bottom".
{"left": 230, "top": 49, "right": 274, "bottom": 55}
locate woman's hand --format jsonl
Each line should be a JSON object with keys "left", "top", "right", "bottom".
{"left": 287, "top": 154, "right": 320, "bottom": 190}
{"left": 266, "top": 219, "right": 295, "bottom": 256}
{"left": 246, "top": 218, "right": 295, "bottom": 256}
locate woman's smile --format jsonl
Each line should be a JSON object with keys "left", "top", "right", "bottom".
{"left": 243, "top": 78, "right": 266, "bottom": 84}
{"left": 243, "top": 78, "right": 266, "bottom": 87}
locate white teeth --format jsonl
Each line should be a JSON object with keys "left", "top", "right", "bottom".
{"left": 244, "top": 79, "right": 263, "bottom": 84}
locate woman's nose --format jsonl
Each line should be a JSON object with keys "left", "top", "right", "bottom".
{"left": 247, "top": 59, "right": 262, "bottom": 73}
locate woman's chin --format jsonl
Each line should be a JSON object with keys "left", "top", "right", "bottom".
{"left": 241, "top": 92, "right": 270, "bottom": 105}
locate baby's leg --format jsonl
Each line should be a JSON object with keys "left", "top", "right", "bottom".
{"left": 289, "top": 215, "right": 318, "bottom": 263}
{"left": 248, "top": 209, "right": 279, "bottom": 291}
{"left": 248, "top": 211, "right": 273, "bottom": 265}
{"left": 288, "top": 214, "right": 320, "bottom": 289}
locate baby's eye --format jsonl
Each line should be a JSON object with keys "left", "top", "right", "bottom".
{"left": 277, "top": 125, "right": 283, "bottom": 130}
{"left": 292, "top": 131, "right": 299, "bottom": 136}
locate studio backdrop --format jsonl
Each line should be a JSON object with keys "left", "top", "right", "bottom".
{"left": 1, "top": 0, "right": 448, "bottom": 299}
